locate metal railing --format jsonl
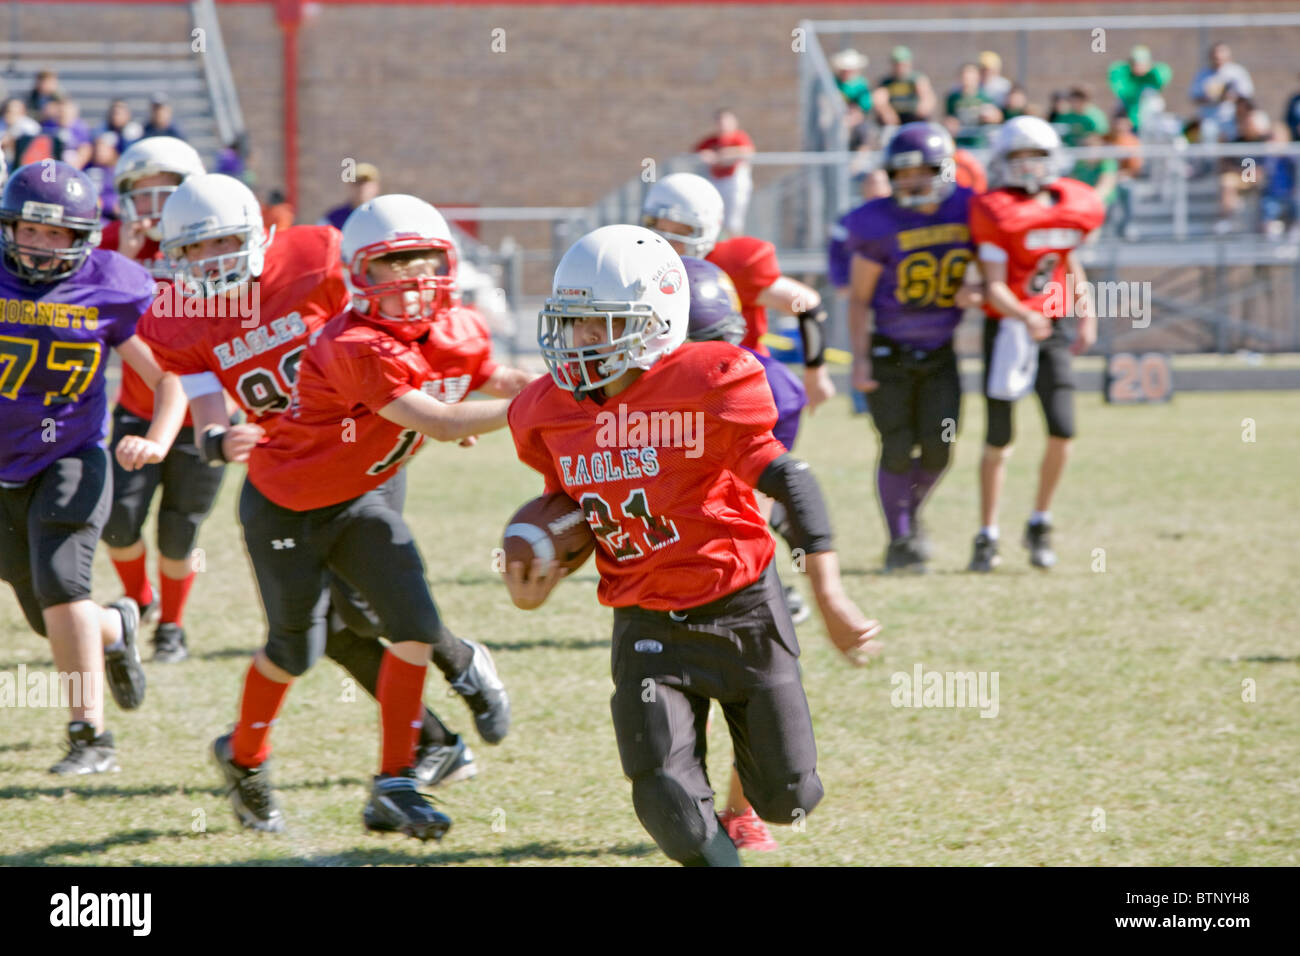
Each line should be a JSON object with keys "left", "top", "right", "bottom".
{"left": 190, "top": 0, "right": 245, "bottom": 151}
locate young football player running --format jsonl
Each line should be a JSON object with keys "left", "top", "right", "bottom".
{"left": 142, "top": 176, "right": 501, "bottom": 832}
{"left": 505, "top": 225, "right": 883, "bottom": 867}
{"left": 843, "top": 122, "right": 979, "bottom": 572}
{"left": 642, "top": 172, "right": 828, "bottom": 622}
{"left": 100, "top": 136, "right": 219, "bottom": 661}
{"left": 0, "top": 160, "right": 187, "bottom": 773}
{"left": 236, "top": 194, "right": 527, "bottom": 838}
{"left": 679, "top": 255, "right": 808, "bottom": 851}
{"left": 967, "top": 116, "right": 1104, "bottom": 571}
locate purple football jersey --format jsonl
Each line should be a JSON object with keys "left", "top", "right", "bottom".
{"left": 746, "top": 346, "right": 806, "bottom": 453}
{"left": 0, "top": 249, "right": 155, "bottom": 483}
{"left": 842, "top": 187, "right": 974, "bottom": 350}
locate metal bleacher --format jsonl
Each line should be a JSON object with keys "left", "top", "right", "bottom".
{"left": 0, "top": 0, "right": 245, "bottom": 170}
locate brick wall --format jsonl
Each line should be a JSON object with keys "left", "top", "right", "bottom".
{"left": 11, "top": 1, "right": 1300, "bottom": 232}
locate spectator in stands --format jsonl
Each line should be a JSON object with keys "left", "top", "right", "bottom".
{"left": 693, "top": 108, "right": 755, "bottom": 235}
{"left": 142, "top": 93, "right": 184, "bottom": 140}
{"left": 1190, "top": 43, "right": 1254, "bottom": 145}
{"left": 26, "top": 70, "right": 59, "bottom": 115}
{"left": 873, "top": 46, "right": 935, "bottom": 125}
{"left": 1002, "top": 84, "right": 1030, "bottom": 120}
{"left": 1070, "top": 132, "right": 1119, "bottom": 209}
{"left": 977, "top": 51, "right": 1011, "bottom": 108}
{"left": 1054, "top": 85, "right": 1109, "bottom": 146}
{"left": 1106, "top": 112, "right": 1143, "bottom": 240}
{"left": 83, "top": 132, "right": 120, "bottom": 220}
{"left": 1216, "top": 107, "right": 1272, "bottom": 234}
{"left": 945, "top": 62, "right": 1001, "bottom": 147}
{"left": 98, "top": 99, "right": 143, "bottom": 154}
{"left": 1260, "top": 122, "right": 1298, "bottom": 239}
{"left": 320, "top": 161, "right": 381, "bottom": 231}
{"left": 1286, "top": 75, "right": 1300, "bottom": 142}
{"left": 262, "top": 187, "right": 295, "bottom": 233}
{"left": 1, "top": 97, "right": 42, "bottom": 166}
{"left": 831, "top": 49, "right": 873, "bottom": 112}
{"left": 1108, "top": 45, "right": 1171, "bottom": 131}
{"left": 40, "top": 93, "right": 92, "bottom": 169}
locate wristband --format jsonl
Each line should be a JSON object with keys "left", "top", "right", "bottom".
{"left": 201, "top": 427, "right": 229, "bottom": 465}
{"left": 797, "top": 307, "right": 828, "bottom": 368}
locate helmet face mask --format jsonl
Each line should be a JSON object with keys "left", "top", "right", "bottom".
{"left": 992, "top": 116, "right": 1063, "bottom": 194}
{"left": 114, "top": 137, "right": 205, "bottom": 241}
{"left": 539, "top": 224, "right": 689, "bottom": 397}
{"left": 885, "top": 122, "right": 956, "bottom": 210}
{"left": 167, "top": 228, "right": 266, "bottom": 299}
{"left": 161, "top": 173, "right": 269, "bottom": 301}
{"left": 348, "top": 237, "right": 456, "bottom": 326}
{"left": 0, "top": 161, "right": 102, "bottom": 284}
{"left": 340, "top": 195, "right": 459, "bottom": 328}
{"left": 120, "top": 172, "right": 184, "bottom": 238}
{"left": 539, "top": 303, "right": 667, "bottom": 393}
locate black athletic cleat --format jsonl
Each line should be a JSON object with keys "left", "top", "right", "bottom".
{"left": 885, "top": 536, "right": 928, "bottom": 573}
{"left": 212, "top": 733, "right": 285, "bottom": 833}
{"left": 449, "top": 641, "right": 510, "bottom": 745}
{"left": 364, "top": 772, "right": 452, "bottom": 841}
{"left": 1024, "top": 521, "right": 1057, "bottom": 569}
{"left": 151, "top": 622, "right": 189, "bottom": 663}
{"left": 104, "top": 598, "right": 146, "bottom": 710}
{"left": 413, "top": 734, "right": 478, "bottom": 788}
{"left": 49, "top": 721, "right": 118, "bottom": 775}
{"left": 783, "top": 585, "right": 811, "bottom": 626}
{"left": 968, "top": 533, "right": 1001, "bottom": 573}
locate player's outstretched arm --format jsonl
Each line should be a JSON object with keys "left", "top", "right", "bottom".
{"left": 115, "top": 335, "right": 188, "bottom": 470}
{"left": 759, "top": 277, "right": 836, "bottom": 412}
{"left": 378, "top": 390, "right": 510, "bottom": 443}
{"left": 478, "top": 365, "right": 542, "bottom": 399}
{"left": 754, "top": 455, "right": 883, "bottom": 666}
{"left": 504, "top": 557, "right": 566, "bottom": 611}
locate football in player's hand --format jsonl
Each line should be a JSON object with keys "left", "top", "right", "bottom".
{"left": 503, "top": 492, "right": 596, "bottom": 576}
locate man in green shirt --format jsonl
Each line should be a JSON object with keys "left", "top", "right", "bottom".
{"left": 1108, "top": 45, "right": 1172, "bottom": 130}
{"left": 945, "top": 62, "right": 1001, "bottom": 147}
{"left": 1054, "top": 86, "right": 1110, "bottom": 146}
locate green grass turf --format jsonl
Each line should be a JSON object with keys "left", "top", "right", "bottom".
{"left": 1, "top": 390, "right": 1297, "bottom": 866}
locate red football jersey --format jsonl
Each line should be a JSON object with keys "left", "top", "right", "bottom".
{"left": 706, "top": 236, "right": 781, "bottom": 354}
{"left": 101, "top": 219, "right": 182, "bottom": 422}
{"left": 249, "top": 306, "right": 499, "bottom": 510}
{"left": 139, "top": 225, "right": 347, "bottom": 430}
{"left": 509, "top": 342, "right": 786, "bottom": 611}
{"left": 970, "top": 177, "right": 1105, "bottom": 319}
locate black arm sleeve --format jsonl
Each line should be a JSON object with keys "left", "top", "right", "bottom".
{"left": 796, "top": 306, "right": 827, "bottom": 368}
{"left": 755, "top": 454, "right": 834, "bottom": 554}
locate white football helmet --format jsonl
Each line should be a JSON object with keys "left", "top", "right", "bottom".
{"left": 539, "top": 224, "right": 689, "bottom": 394}
{"left": 641, "top": 173, "right": 725, "bottom": 257}
{"left": 340, "top": 194, "right": 457, "bottom": 325}
{"left": 114, "top": 137, "right": 205, "bottom": 241}
{"left": 990, "top": 116, "right": 1063, "bottom": 194}
{"left": 160, "top": 173, "right": 270, "bottom": 298}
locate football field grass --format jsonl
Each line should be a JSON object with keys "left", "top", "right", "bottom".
{"left": 2, "top": 389, "right": 1298, "bottom": 866}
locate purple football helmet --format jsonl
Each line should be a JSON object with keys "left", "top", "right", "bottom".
{"left": 683, "top": 257, "right": 746, "bottom": 345}
{"left": 884, "top": 122, "right": 956, "bottom": 209}
{"left": 0, "top": 160, "right": 102, "bottom": 283}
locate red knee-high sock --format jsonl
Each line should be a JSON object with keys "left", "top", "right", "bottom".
{"left": 111, "top": 553, "right": 153, "bottom": 609}
{"left": 231, "top": 662, "right": 292, "bottom": 768}
{"left": 160, "top": 569, "right": 197, "bottom": 626}
{"left": 376, "top": 649, "right": 427, "bottom": 777}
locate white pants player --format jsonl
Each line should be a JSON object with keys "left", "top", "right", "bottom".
{"left": 711, "top": 163, "right": 752, "bottom": 237}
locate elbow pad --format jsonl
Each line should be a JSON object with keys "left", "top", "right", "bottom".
{"left": 755, "top": 454, "right": 833, "bottom": 554}
{"left": 796, "top": 307, "right": 827, "bottom": 368}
